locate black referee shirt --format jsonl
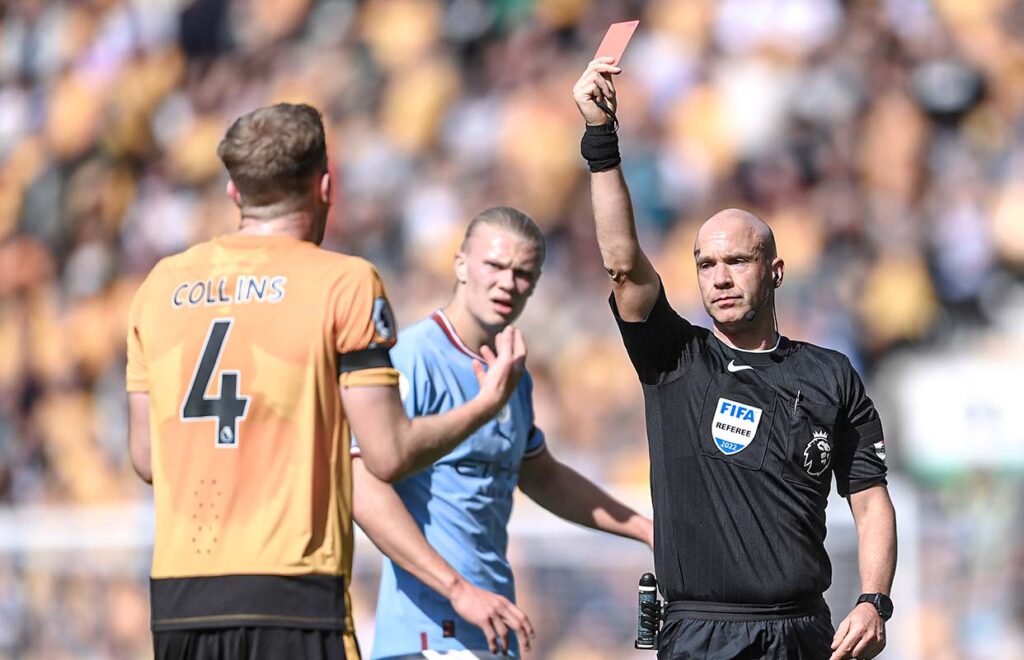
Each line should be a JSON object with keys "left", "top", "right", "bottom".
{"left": 613, "top": 285, "right": 887, "bottom": 605}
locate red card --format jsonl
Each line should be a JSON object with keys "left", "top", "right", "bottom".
{"left": 594, "top": 20, "right": 639, "bottom": 66}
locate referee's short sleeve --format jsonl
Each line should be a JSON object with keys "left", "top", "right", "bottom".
{"left": 834, "top": 358, "right": 888, "bottom": 497}
{"left": 610, "top": 282, "right": 696, "bottom": 385}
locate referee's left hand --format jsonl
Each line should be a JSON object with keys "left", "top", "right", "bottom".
{"left": 829, "top": 602, "right": 885, "bottom": 659}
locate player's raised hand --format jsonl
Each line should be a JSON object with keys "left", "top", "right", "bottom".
{"left": 829, "top": 603, "right": 886, "bottom": 660}
{"left": 573, "top": 57, "right": 621, "bottom": 126}
{"left": 473, "top": 326, "right": 527, "bottom": 415}
{"left": 449, "top": 577, "right": 535, "bottom": 655}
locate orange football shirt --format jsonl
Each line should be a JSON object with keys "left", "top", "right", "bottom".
{"left": 127, "top": 233, "right": 398, "bottom": 645}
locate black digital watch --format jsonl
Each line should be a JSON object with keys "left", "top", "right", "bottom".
{"left": 857, "top": 593, "right": 894, "bottom": 621}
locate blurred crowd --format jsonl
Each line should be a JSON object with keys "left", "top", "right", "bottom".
{"left": 2, "top": 0, "right": 1024, "bottom": 657}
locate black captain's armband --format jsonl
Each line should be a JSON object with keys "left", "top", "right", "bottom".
{"left": 337, "top": 347, "right": 393, "bottom": 374}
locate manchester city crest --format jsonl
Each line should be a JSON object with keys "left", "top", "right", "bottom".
{"left": 803, "top": 430, "right": 832, "bottom": 476}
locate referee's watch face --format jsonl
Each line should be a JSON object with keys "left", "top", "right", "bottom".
{"left": 694, "top": 211, "right": 782, "bottom": 327}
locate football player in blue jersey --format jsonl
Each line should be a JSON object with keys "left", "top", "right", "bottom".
{"left": 351, "top": 206, "right": 654, "bottom": 658}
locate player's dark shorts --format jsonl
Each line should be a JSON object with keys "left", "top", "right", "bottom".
{"left": 657, "top": 596, "right": 834, "bottom": 660}
{"left": 154, "top": 627, "right": 350, "bottom": 660}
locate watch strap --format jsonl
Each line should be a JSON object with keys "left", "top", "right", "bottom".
{"left": 857, "top": 593, "right": 893, "bottom": 621}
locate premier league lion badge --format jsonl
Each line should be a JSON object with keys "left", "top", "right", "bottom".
{"left": 803, "top": 430, "right": 832, "bottom": 476}
{"left": 371, "top": 296, "right": 396, "bottom": 345}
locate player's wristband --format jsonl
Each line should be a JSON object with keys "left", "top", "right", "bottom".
{"left": 581, "top": 122, "right": 621, "bottom": 172}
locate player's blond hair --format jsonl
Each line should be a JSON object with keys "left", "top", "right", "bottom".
{"left": 461, "top": 207, "right": 546, "bottom": 263}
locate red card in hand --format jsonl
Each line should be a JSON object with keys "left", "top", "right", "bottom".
{"left": 594, "top": 20, "right": 639, "bottom": 66}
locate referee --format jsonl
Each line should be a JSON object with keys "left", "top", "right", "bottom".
{"left": 572, "top": 60, "right": 897, "bottom": 660}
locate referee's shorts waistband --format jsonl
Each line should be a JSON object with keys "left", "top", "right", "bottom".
{"left": 664, "top": 594, "right": 827, "bottom": 622}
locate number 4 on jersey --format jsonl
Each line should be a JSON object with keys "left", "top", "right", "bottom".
{"left": 181, "top": 318, "right": 250, "bottom": 447}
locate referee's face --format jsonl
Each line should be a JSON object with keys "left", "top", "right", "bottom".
{"left": 456, "top": 224, "right": 543, "bottom": 332}
{"left": 694, "top": 215, "right": 775, "bottom": 327}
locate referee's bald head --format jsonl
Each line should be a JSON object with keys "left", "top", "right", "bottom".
{"left": 694, "top": 208, "right": 777, "bottom": 261}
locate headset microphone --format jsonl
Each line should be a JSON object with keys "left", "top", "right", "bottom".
{"left": 744, "top": 273, "right": 779, "bottom": 323}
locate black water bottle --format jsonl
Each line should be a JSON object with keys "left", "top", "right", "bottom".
{"left": 634, "top": 572, "right": 660, "bottom": 650}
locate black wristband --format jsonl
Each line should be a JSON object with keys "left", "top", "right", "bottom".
{"left": 581, "top": 123, "right": 621, "bottom": 173}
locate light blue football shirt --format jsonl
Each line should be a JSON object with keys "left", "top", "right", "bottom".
{"left": 357, "top": 310, "right": 545, "bottom": 659}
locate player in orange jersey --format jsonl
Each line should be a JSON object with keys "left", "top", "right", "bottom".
{"left": 126, "top": 103, "right": 526, "bottom": 660}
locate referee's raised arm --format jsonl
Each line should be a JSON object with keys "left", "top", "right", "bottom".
{"left": 573, "top": 58, "right": 660, "bottom": 321}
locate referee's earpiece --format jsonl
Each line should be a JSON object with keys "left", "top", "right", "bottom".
{"left": 773, "top": 272, "right": 781, "bottom": 288}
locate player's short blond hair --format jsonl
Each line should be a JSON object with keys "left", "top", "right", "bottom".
{"left": 217, "top": 103, "right": 327, "bottom": 206}
{"left": 461, "top": 207, "right": 546, "bottom": 264}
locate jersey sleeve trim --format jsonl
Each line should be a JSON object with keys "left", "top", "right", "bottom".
{"left": 126, "top": 378, "right": 149, "bottom": 392}
{"left": 339, "top": 366, "right": 400, "bottom": 388}
{"left": 522, "top": 444, "right": 548, "bottom": 460}
{"left": 522, "top": 424, "right": 546, "bottom": 459}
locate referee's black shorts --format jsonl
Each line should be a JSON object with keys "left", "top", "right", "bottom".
{"left": 154, "top": 627, "right": 350, "bottom": 660}
{"left": 657, "top": 597, "right": 834, "bottom": 660}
